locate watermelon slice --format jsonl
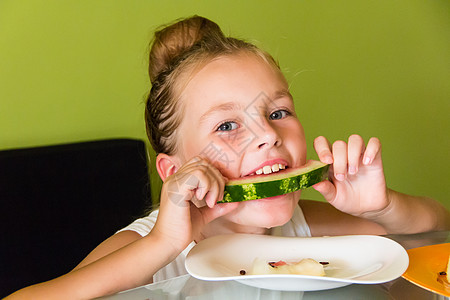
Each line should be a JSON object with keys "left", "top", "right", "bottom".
{"left": 218, "top": 160, "right": 329, "bottom": 203}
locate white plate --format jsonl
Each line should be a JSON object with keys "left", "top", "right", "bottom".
{"left": 185, "top": 234, "right": 409, "bottom": 291}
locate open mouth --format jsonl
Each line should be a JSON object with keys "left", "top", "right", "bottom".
{"left": 245, "top": 163, "right": 288, "bottom": 177}
{"left": 220, "top": 160, "right": 329, "bottom": 203}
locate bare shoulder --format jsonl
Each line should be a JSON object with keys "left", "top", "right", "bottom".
{"left": 299, "top": 200, "right": 387, "bottom": 236}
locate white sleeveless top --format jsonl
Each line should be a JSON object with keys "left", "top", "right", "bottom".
{"left": 118, "top": 204, "right": 311, "bottom": 282}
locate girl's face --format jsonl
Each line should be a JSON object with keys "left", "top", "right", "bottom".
{"left": 176, "top": 53, "right": 307, "bottom": 228}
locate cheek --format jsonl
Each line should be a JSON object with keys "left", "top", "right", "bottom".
{"left": 179, "top": 140, "right": 200, "bottom": 162}
{"left": 212, "top": 153, "right": 240, "bottom": 179}
{"left": 182, "top": 137, "right": 240, "bottom": 178}
{"left": 292, "top": 121, "right": 306, "bottom": 146}
{"left": 201, "top": 135, "right": 247, "bottom": 177}
{"left": 282, "top": 122, "right": 307, "bottom": 159}
{"left": 213, "top": 130, "right": 252, "bottom": 159}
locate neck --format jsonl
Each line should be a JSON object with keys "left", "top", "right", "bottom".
{"left": 198, "top": 217, "right": 270, "bottom": 242}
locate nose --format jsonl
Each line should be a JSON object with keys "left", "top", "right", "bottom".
{"left": 254, "top": 119, "right": 282, "bottom": 150}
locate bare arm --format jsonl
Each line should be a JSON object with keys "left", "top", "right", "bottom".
{"left": 362, "top": 189, "right": 450, "bottom": 234}
{"left": 72, "top": 230, "right": 142, "bottom": 271}
{"left": 301, "top": 193, "right": 450, "bottom": 236}
{"left": 312, "top": 135, "right": 450, "bottom": 235}
{"left": 5, "top": 230, "right": 179, "bottom": 299}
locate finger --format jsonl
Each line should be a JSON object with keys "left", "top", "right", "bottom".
{"left": 178, "top": 157, "right": 227, "bottom": 208}
{"left": 312, "top": 181, "right": 337, "bottom": 204}
{"left": 194, "top": 169, "right": 224, "bottom": 208}
{"left": 208, "top": 164, "right": 228, "bottom": 186}
{"left": 192, "top": 168, "right": 212, "bottom": 201}
{"left": 363, "top": 137, "right": 382, "bottom": 165}
{"left": 332, "top": 140, "right": 347, "bottom": 181}
{"left": 174, "top": 166, "right": 210, "bottom": 202}
{"left": 200, "top": 163, "right": 227, "bottom": 208}
{"left": 313, "top": 136, "right": 333, "bottom": 164}
{"left": 347, "top": 134, "right": 364, "bottom": 175}
{"left": 191, "top": 194, "right": 207, "bottom": 208}
{"left": 163, "top": 171, "right": 199, "bottom": 208}
{"left": 203, "top": 178, "right": 221, "bottom": 208}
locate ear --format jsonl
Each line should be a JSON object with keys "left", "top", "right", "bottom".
{"left": 156, "top": 153, "right": 180, "bottom": 182}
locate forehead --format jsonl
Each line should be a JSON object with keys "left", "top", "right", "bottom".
{"left": 180, "top": 53, "right": 289, "bottom": 115}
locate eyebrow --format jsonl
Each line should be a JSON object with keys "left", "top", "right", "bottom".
{"left": 273, "top": 89, "right": 293, "bottom": 101}
{"left": 199, "top": 89, "right": 293, "bottom": 125}
{"left": 199, "top": 101, "right": 243, "bottom": 125}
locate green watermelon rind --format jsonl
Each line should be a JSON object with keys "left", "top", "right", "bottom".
{"left": 218, "top": 160, "right": 329, "bottom": 203}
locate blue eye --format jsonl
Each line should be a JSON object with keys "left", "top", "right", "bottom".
{"left": 269, "top": 110, "right": 290, "bottom": 120}
{"left": 217, "top": 121, "right": 238, "bottom": 131}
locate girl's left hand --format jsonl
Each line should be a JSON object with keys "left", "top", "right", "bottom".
{"left": 312, "top": 135, "right": 390, "bottom": 217}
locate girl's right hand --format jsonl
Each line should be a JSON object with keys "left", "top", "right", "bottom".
{"left": 150, "top": 156, "right": 238, "bottom": 253}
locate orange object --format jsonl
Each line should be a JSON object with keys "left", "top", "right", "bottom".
{"left": 402, "top": 243, "right": 450, "bottom": 296}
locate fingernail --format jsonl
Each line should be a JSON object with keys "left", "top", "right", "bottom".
{"left": 348, "top": 166, "right": 357, "bottom": 175}
{"left": 335, "top": 173, "right": 345, "bottom": 181}
{"left": 363, "top": 157, "right": 371, "bottom": 165}
{"left": 325, "top": 155, "right": 333, "bottom": 164}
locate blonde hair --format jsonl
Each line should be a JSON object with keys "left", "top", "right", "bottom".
{"left": 145, "top": 16, "right": 280, "bottom": 155}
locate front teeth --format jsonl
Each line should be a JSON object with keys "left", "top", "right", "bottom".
{"left": 262, "top": 165, "right": 272, "bottom": 174}
{"left": 255, "top": 163, "right": 286, "bottom": 175}
{"left": 271, "top": 164, "right": 280, "bottom": 172}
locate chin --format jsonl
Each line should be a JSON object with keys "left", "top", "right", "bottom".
{"left": 229, "top": 192, "right": 300, "bottom": 228}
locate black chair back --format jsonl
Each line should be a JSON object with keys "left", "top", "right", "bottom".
{"left": 0, "top": 139, "right": 151, "bottom": 297}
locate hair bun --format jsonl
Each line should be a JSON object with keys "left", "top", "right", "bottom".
{"left": 148, "top": 15, "right": 224, "bottom": 83}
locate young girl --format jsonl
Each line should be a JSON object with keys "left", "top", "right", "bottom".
{"left": 7, "top": 15, "right": 449, "bottom": 299}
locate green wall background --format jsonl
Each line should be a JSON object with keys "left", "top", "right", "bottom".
{"left": 1, "top": 0, "right": 449, "bottom": 208}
